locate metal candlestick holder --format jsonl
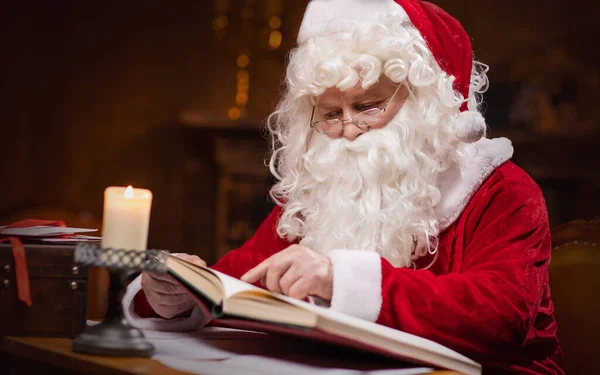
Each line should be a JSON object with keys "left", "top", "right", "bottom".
{"left": 72, "top": 243, "right": 169, "bottom": 357}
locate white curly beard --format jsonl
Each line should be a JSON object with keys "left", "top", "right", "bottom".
{"left": 284, "top": 101, "right": 448, "bottom": 268}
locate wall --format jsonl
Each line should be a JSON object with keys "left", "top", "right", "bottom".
{"left": 1, "top": 0, "right": 598, "bottom": 258}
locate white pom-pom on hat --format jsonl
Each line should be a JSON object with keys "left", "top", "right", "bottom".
{"left": 454, "top": 110, "right": 486, "bottom": 143}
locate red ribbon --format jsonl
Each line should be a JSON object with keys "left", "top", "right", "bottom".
{"left": 0, "top": 219, "right": 66, "bottom": 307}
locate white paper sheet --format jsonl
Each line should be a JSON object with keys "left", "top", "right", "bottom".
{"left": 156, "top": 353, "right": 433, "bottom": 375}
{"left": 0, "top": 226, "right": 98, "bottom": 237}
{"left": 40, "top": 235, "right": 102, "bottom": 243}
{"left": 148, "top": 327, "right": 433, "bottom": 375}
{"left": 83, "top": 322, "right": 434, "bottom": 375}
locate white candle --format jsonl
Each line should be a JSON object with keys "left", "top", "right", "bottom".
{"left": 101, "top": 186, "right": 153, "bottom": 251}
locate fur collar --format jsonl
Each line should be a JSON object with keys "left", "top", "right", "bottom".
{"left": 435, "top": 137, "right": 514, "bottom": 232}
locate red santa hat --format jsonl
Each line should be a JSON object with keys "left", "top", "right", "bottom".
{"left": 297, "top": 0, "right": 486, "bottom": 143}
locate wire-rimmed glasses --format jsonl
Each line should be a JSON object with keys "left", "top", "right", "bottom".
{"left": 309, "top": 83, "right": 404, "bottom": 135}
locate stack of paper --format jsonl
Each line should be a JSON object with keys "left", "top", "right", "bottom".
{"left": 0, "top": 226, "right": 101, "bottom": 243}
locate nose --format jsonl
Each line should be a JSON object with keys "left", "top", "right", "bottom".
{"left": 343, "top": 123, "right": 367, "bottom": 141}
{"left": 341, "top": 109, "right": 367, "bottom": 141}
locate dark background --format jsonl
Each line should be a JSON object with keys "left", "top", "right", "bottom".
{"left": 1, "top": 4, "right": 599, "bottom": 371}
{"left": 1, "top": 0, "right": 598, "bottom": 263}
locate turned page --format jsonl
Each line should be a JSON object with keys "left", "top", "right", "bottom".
{"left": 209, "top": 268, "right": 268, "bottom": 298}
{"left": 170, "top": 256, "right": 267, "bottom": 299}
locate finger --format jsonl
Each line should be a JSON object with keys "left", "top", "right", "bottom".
{"left": 240, "top": 245, "right": 302, "bottom": 284}
{"left": 153, "top": 292, "right": 192, "bottom": 306}
{"left": 265, "top": 261, "right": 292, "bottom": 295}
{"left": 142, "top": 272, "right": 178, "bottom": 294}
{"left": 155, "top": 300, "right": 196, "bottom": 319}
{"left": 278, "top": 264, "right": 302, "bottom": 296}
{"left": 148, "top": 279, "right": 188, "bottom": 294}
{"left": 142, "top": 278, "right": 167, "bottom": 302}
{"left": 145, "top": 287, "right": 193, "bottom": 317}
{"left": 145, "top": 270, "right": 181, "bottom": 284}
{"left": 288, "top": 278, "right": 312, "bottom": 301}
{"left": 266, "top": 254, "right": 298, "bottom": 294}
{"left": 241, "top": 247, "right": 297, "bottom": 283}
{"left": 241, "top": 259, "right": 271, "bottom": 284}
{"left": 173, "top": 253, "right": 207, "bottom": 267}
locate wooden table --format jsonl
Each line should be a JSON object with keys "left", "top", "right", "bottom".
{"left": 1, "top": 334, "right": 461, "bottom": 375}
{"left": 1, "top": 336, "right": 189, "bottom": 375}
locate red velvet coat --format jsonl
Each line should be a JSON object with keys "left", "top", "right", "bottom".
{"left": 134, "top": 161, "right": 563, "bottom": 374}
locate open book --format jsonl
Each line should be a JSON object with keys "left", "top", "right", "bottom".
{"left": 165, "top": 254, "right": 482, "bottom": 375}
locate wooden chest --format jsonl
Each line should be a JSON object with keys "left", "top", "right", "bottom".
{"left": 0, "top": 243, "right": 88, "bottom": 337}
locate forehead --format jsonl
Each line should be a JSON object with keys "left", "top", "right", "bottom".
{"left": 316, "top": 79, "right": 395, "bottom": 104}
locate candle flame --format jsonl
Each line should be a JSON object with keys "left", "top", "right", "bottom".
{"left": 125, "top": 185, "right": 134, "bottom": 198}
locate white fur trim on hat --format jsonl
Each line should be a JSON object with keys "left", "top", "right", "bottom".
{"left": 298, "top": 0, "right": 408, "bottom": 44}
{"left": 454, "top": 110, "right": 487, "bottom": 143}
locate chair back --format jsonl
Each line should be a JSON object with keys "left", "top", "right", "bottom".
{"left": 550, "top": 219, "right": 600, "bottom": 375}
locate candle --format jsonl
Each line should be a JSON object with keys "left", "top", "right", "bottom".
{"left": 101, "top": 186, "right": 153, "bottom": 251}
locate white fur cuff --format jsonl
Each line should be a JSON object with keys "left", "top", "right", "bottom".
{"left": 328, "top": 249, "right": 382, "bottom": 322}
{"left": 122, "top": 275, "right": 211, "bottom": 331}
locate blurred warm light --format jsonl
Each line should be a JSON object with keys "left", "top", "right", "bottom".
{"left": 269, "top": 16, "right": 281, "bottom": 29}
{"left": 212, "top": 16, "right": 228, "bottom": 31}
{"left": 227, "top": 106, "right": 241, "bottom": 120}
{"left": 236, "top": 54, "right": 250, "bottom": 68}
{"left": 235, "top": 93, "right": 248, "bottom": 106}
{"left": 237, "top": 79, "right": 249, "bottom": 91}
{"left": 125, "top": 185, "right": 134, "bottom": 198}
{"left": 237, "top": 70, "right": 249, "bottom": 80}
{"left": 268, "top": 30, "right": 282, "bottom": 49}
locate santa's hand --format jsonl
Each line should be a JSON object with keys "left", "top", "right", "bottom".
{"left": 141, "top": 253, "right": 206, "bottom": 319}
{"left": 241, "top": 244, "right": 333, "bottom": 301}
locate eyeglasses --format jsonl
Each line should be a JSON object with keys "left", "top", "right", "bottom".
{"left": 309, "top": 83, "right": 405, "bottom": 135}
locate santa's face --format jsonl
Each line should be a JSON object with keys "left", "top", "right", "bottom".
{"left": 312, "top": 79, "right": 410, "bottom": 141}
{"left": 291, "top": 81, "right": 446, "bottom": 267}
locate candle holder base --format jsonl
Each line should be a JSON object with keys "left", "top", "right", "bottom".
{"left": 72, "top": 244, "right": 169, "bottom": 357}
{"left": 72, "top": 319, "right": 154, "bottom": 357}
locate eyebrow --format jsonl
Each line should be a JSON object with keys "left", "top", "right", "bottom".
{"left": 352, "top": 86, "right": 385, "bottom": 102}
{"left": 318, "top": 86, "right": 387, "bottom": 109}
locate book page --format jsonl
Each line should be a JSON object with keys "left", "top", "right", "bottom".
{"left": 277, "top": 294, "right": 478, "bottom": 367}
{"left": 209, "top": 269, "right": 268, "bottom": 299}
{"left": 169, "top": 256, "right": 268, "bottom": 299}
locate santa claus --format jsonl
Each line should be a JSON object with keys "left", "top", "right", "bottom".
{"left": 124, "top": 1, "right": 563, "bottom": 373}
